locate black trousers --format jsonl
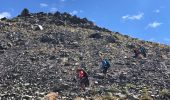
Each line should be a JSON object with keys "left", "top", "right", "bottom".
{"left": 102, "top": 67, "right": 108, "bottom": 74}
{"left": 79, "top": 76, "right": 89, "bottom": 87}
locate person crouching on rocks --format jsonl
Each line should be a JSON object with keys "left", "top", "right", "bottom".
{"left": 101, "top": 58, "right": 110, "bottom": 76}
{"left": 133, "top": 45, "right": 147, "bottom": 59}
{"left": 139, "top": 45, "right": 147, "bottom": 58}
{"left": 76, "top": 68, "right": 89, "bottom": 91}
{"left": 133, "top": 47, "right": 141, "bottom": 58}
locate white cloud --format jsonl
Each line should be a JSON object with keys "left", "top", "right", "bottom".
{"left": 154, "top": 9, "right": 160, "bottom": 13}
{"left": 69, "top": 10, "right": 83, "bottom": 15}
{"left": 50, "top": 7, "right": 58, "bottom": 13}
{"left": 122, "top": 15, "right": 129, "bottom": 19}
{"left": 0, "top": 12, "right": 11, "bottom": 19}
{"left": 79, "top": 10, "right": 83, "bottom": 13}
{"left": 122, "top": 13, "right": 144, "bottom": 20}
{"left": 147, "top": 21, "right": 162, "bottom": 28}
{"left": 40, "top": 3, "right": 48, "bottom": 7}
{"left": 70, "top": 10, "right": 78, "bottom": 15}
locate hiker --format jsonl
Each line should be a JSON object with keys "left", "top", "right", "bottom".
{"left": 139, "top": 45, "right": 147, "bottom": 58}
{"left": 76, "top": 68, "right": 89, "bottom": 90}
{"left": 133, "top": 47, "right": 140, "bottom": 58}
{"left": 129, "top": 43, "right": 136, "bottom": 49}
{"left": 101, "top": 58, "right": 110, "bottom": 75}
{"left": 81, "top": 64, "right": 90, "bottom": 74}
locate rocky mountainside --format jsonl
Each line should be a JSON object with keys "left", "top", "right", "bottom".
{"left": 0, "top": 10, "right": 170, "bottom": 100}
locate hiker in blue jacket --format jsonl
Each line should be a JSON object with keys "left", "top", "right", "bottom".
{"left": 139, "top": 45, "right": 147, "bottom": 58}
{"left": 101, "top": 58, "right": 110, "bottom": 75}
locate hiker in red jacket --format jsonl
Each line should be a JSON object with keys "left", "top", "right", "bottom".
{"left": 76, "top": 68, "right": 89, "bottom": 90}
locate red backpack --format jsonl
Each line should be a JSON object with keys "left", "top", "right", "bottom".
{"left": 77, "top": 69, "right": 87, "bottom": 79}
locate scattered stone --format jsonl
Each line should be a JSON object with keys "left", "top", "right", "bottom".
{"left": 89, "top": 33, "right": 102, "bottom": 39}
{"left": 105, "top": 35, "right": 117, "bottom": 43}
{"left": 35, "top": 24, "right": 43, "bottom": 30}
{"left": 44, "top": 92, "right": 58, "bottom": 100}
{"left": 94, "top": 81, "right": 99, "bottom": 85}
{"left": 74, "top": 97, "right": 85, "bottom": 100}
{"left": 115, "top": 93, "right": 126, "bottom": 98}
{"left": 0, "top": 10, "right": 169, "bottom": 100}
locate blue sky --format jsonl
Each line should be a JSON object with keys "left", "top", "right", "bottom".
{"left": 0, "top": 0, "right": 170, "bottom": 45}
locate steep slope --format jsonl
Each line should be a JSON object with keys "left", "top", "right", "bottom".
{"left": 0, "top": 11, "right": 170, "bottom": 100}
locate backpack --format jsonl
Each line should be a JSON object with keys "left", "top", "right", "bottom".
{"left": 140, "top": 46, "right": 146, "bottom": 53}
{"left": 102, "top": 59, "right": 110, "bottom": 68}
{"left": 78, "top": 69, "right": 87, "bottom": 79}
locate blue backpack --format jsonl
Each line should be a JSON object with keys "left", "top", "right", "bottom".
{"left": 102, "top": 59, "right": 110, "bottom": 68}
{"left": 140, "top": 46, "right": 146, "bottom": 53}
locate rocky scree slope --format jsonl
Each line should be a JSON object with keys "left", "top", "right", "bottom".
{"left": 0, "top": 11, "right": 170, "bottom": 100}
